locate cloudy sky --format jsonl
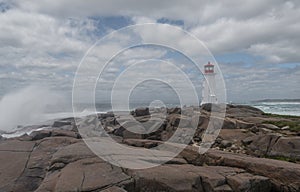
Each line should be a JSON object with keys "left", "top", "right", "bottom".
{"left": 0, "top": 0, "right": 299, "bottom": 104}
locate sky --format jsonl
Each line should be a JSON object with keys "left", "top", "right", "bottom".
{"left": 0, "top": 0, "right": 299, "bottom": 104}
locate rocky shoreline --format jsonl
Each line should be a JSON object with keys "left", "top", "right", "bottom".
{"left": 0, "top": 104, "right": 299, "bottom": 192}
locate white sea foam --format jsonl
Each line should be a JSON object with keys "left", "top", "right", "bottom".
{"left": 251, "top": 101, "right": 300, "bottom": 116}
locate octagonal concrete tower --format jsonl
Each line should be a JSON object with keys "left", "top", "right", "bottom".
{"left": 202, "top": 61, "right": 217, "bottom": 104}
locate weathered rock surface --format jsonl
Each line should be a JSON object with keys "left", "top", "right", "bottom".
{"left": 0, "top": 104, "right": 299, "bottom": 192}
{"left": 126, "top": 165, "right": 271, "bottom": 192}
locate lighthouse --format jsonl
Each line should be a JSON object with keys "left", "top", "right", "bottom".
{"left": 202, "top": 62, "right": 217, "bottom": 104}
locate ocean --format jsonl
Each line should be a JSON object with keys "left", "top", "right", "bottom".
{"left": 247, "top": 101, "right": 300, "bottom": 116}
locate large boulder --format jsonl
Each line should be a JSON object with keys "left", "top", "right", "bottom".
{"left": 247, "top": 134, "right": 281, "bottom": 156}
{"left": 226, "top": 173, "right": 271, "bottom": 192}
{"left": 268, "top": 137, "right": 300, "bottom": 160}
{"left": 134, "top": 107, "right": 150, "bottom": 117}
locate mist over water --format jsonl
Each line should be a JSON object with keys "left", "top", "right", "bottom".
{"left": 0, "top": 86, "right": 67, "bottom": 133}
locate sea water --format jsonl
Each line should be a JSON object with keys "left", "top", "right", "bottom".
{"left": 248, "top": 101, "right": 300, "bottom": 116}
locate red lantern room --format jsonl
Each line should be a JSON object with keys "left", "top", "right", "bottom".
{"left": 204, "top": 61, "right": 214, "bottom": 74}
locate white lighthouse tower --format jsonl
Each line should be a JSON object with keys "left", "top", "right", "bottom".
{"left": 202, "top": 61, "right": 217, "bottom": 104}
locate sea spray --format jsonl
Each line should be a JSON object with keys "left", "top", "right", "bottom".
{"left": 0, "top": 86, "right": 66, "bottom": 133}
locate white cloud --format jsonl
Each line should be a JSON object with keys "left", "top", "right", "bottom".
{"left": 0, "top": 0, "right": 299, "bottom": 102}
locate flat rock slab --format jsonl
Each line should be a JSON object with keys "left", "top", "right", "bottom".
{"left": 54, "top": 158, "right": 132, "bottom": 192}
{"left": 0, "top": 151, "right": 30, "bottom": 191}
{"left": 127, "top": 164, "right": 271, "bottom": 192}
{"left": 0, "top": 139, "right": 35, "bottom": 152}
{"left": 219, "top": 129, "right": 255, "bottom": 143}
{"left": 51, "top": 141, "right": 97, "bottom": 166}
{"left": 0, "top": 140, "right": 36, "bottom": 191}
